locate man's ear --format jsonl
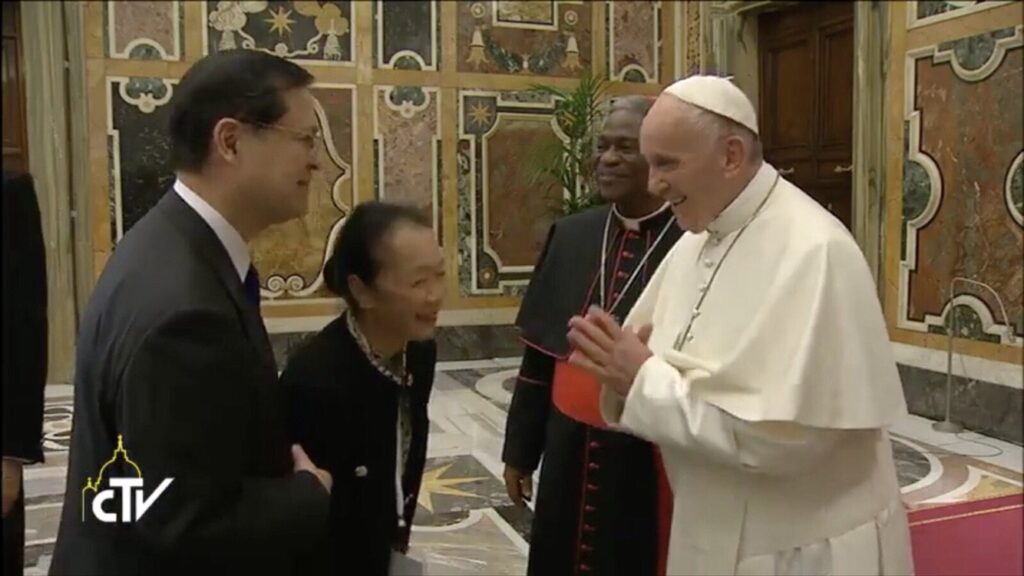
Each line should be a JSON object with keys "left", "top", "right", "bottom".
{"left": 348, "top": 274, "right": 375, "bottom": 310}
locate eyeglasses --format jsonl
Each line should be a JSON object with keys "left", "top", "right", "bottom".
{"left": 247, "top": 121, "right": 324, "bottom": 150}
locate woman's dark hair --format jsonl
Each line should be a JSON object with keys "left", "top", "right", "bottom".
{"left": 325, "top": 201, "right": 433, "bottom": 308}
{"left": 168, "top": 50, "right": 315, "bottom": 172}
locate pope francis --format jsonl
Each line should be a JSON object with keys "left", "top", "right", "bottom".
{"left": 567, "top": 76, "right": 914, "bottom": 576}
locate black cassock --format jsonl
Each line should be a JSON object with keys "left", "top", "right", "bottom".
{"left": 503, "top": 204, "right": 683, "bottom": 576}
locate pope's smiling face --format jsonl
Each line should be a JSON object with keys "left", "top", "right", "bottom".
{"left": 640, "top": 97, "right": 755, "bottom": 233}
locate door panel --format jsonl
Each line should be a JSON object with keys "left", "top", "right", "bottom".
{"left": 759, "top": 2, "right": 854, "bottom": 230}
{"left": 2, "top": 1, "right": 28, "bottom": 174}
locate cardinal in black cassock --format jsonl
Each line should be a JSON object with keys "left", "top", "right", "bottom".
{"left": 502, "top": 96, "right": 683, "bottom": 576}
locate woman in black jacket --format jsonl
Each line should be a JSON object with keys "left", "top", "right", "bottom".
{"left": 282, "top": 201, "right": 446, "bottom": 575}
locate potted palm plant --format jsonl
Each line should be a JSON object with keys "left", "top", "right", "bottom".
{"left": 528, "top": 72, "right": 611, "bottom": 216}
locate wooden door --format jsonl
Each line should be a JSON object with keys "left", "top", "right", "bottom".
{"left": 759, "top": 2, "right": 854, "bottom": 229}
{"left": 2, "top": 0, "right": 29, "bottom": 174}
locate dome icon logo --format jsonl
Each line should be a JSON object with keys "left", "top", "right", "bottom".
{"left": 81, "top": 434, "right": 174, "bottom": 523}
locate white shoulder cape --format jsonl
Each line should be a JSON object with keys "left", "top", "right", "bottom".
{"left": 625, "top": 182, "right": 907, "bottom": 429}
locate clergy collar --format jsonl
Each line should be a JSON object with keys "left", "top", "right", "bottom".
{"left": 612, "top": 201, "right": 671, "bottom": 232}
{"left": 706, "top": 161, "right": 777, "bottom": 238}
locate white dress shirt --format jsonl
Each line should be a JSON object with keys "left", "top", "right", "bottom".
{"left": 173, "top": 179, "right": 250, "bottom": 282}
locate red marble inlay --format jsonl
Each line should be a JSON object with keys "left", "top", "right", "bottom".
{"left": 908, "top": 47, "right": 1023, "bottom": 337}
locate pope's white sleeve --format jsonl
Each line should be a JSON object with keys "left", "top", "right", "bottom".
{"left": 602, "top": 355, "right": 849, "bottom": 476}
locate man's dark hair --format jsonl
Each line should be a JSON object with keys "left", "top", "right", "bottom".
{"left": 168, "top": 50, "right": 315, "bottom": 172}
{"left": 608, "top": 95, "right": 654, "bottom": 117}
{"left": 324, "top": 202, "right": 433, "bottom": 309}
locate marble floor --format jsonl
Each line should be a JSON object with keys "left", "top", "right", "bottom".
{"left": 22, "top": 359, "right": 1024, "bottom": 574}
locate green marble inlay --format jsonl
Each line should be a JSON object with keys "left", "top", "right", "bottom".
{"left": 623, "top": 69, "right": 647, "bottom": 83}
{"left": 917, "top": 1, "right": 975, "bottom": 20}
{"left": 1010, "top": 156, "right": 1023, "bottom": 222}
{"left": 903, "top": 161, "right": 932, "bottom": 223}
{"left": 927, "top": 304, "right": 1002, "bottom": 344}
{"left": 127, "top": 44, "right": 163, "bottom": 61}
{"left": 938, "top": 27, "right": 1016, "bottom": 72}
{"left": 394, "top": 55, "right": 422, "bottom": 71}
{"left": 389, "top": 86, "right": 427, "bottom": 107}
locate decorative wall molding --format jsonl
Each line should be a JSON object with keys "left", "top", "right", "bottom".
{"left": 105, "top": 76, "right": 177, "bottom": 242}
{"left": 1006, "top": 151, "right": 1024, "bottom": 227}
{"left": 457, "top": 90, "right": 564, "bottom": 296}
{"left": 375, "top": 0, "right": 438, "bottom": 70}
{"left": 105, "top": 0, "right": 183, "bottom": 61}
{"left": 261, "top": 83, "right": 355, "bottom": 302}
{"left": 898, "top": 25, "right": 1023, "bottom": 345}
{"left": 907, "top": 1, "right": 1014, "bottom": 30}
{"left": 606, "top": 1, "right": 661, "bottom": 83}
{"left": 201, "top": 1, "right": 355, "bottom": 65}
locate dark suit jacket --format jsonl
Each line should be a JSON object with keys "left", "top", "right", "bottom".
{"left": 2, "top": 171, "right": 48, "bottom": 464}
{"left": 50, "top": 191, "right": 329, "bottom": 575}
{"left": 281, "top": 314, "right": 436, "bottom": 575}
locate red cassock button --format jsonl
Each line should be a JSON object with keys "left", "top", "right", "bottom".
{"left": 588, "top": 462, "right": 600, "bottom": 471}
{"left": 583, "top": 524, "right": 596, "bottom": 532}
{"left": 616, "top": 270, "right": 628, "bottom": 278}
{"left": 621, "top": 250, "right": 634, "bottom": 258}
{"left": 581, "top": 544, "right": 594, "bottom": 552}
{"left": 580, "top": 564, "right": 592, "bottom": 572}
{"left": 586, "top": 483, "right": 598, "bottom": 492}
{"left": 585, "top": 505, "right": 596, "bottom": 513}
{"left": 588, "top": 441, "right": 601, "bottom": 449}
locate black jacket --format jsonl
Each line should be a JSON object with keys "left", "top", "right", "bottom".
{"left": 50, "top": 191, "right": 329, "bottom": 575}
{"left": 282, "top": 314, "right": 436, "bottom": 576}
{"left": 2, "top": 171, "right": 48, "bottom": 464}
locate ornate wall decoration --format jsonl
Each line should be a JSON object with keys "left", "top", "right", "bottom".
{"left": 107, "top": 77, "right": 177, "bottom": 242}
{"left": 374, "top": 86, "right": 442, "bottom": 238}
{"left": 375, "top": 0, "right": 438, "bottom": 70}
{"left": 607, "top": 1, "right": 660, "bottom": 83}
{"left": 254, "top": 84, "right": 355, "bottom": 302}
{"left": 899, "top": 25, "right": 1023, "bottom": 345}
{"left": 1007, "top": 152, "right": 1024, "bottom": 227}
{"left": 459, "top": 1, "right": 592, "bottom": 77}
{"left": 908, "top": 1, "right": 1014, "bottom": 30}
{"left": 105, "top": 1, "right": 183, "bottom": 61}
{"left": 203, "top": 1, "right": 354, "bottom": 64}
{"left": 683, "top": 0, "right": 702, "bottom": 76}
{"left": 88, "top": 0, "right": 683, "bottom": 318}
{"left": 457, "top": 90, "right": 564, "bottom": 297}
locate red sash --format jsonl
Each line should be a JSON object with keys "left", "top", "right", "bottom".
{"left": 551, "top": 360, "right": 607, "bottom": 428}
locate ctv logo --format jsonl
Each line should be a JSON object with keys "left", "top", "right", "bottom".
{"left": 81, "top": 434, "right": 174, "bottom": 523}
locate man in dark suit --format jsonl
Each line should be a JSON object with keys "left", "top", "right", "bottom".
{"left": 51, "top": 50, "right": 332, "bottom": 575}
{"left": 2, "top": 171, "right": 49, "bottom": 576}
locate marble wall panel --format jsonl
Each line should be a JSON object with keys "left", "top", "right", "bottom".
{"left": 607, "top": 1, "right": 660, "bottom": 83}
{"left": 375, "top": 0, "right": 438, "bottom": 70}
{"left": 203, "top": 1, "right": 354, "bottom": 63}
{"left": 252, "top": 85, "right": 354, "bottom": 301}
{"left": 105, "top": 1, "right": 183, "bottom": 61}
{"left": 457, "top": 91, "right": 563, "bottom": 297}
{"left": 107, "top": 77, "right": 177, "bottom": 241}
{"left": 374, "top": 86, "right": 441, "bottom": 234}
{"left": 458, "top": 1, "right": 592, "bottom": 77}
{"left": 901, "top": 26, "right": 1023, "bottom": 344}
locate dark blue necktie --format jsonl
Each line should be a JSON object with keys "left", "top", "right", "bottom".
{"left": 243, "top": 265, "right": 261, "bottom": 311}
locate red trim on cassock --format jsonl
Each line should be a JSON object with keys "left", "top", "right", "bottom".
{"left": 552, "top": 360, "right": 608, "bottom": 428}
{"left": 653, "top": 448, "right": 674, "bottom": 576}
{"left": 519, "top": 335, "right": 565, "bottom": 360}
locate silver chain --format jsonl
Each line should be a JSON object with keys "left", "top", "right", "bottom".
{"left": 673, "top": 174, "right": 781, "bottom": 350}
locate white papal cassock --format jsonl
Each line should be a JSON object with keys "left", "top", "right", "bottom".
{"left": 601, "top": 162, "right": 915, "bottom": 576}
